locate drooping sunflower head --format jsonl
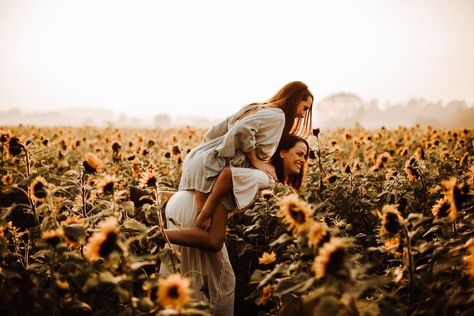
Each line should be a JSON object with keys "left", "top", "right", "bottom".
{"left": 7, "top": 136, "right": 23, "bottom": 157}
{"left": 42, "top": 228, "right": 64, "bottom": 248}
{"left": 442, "top": 177, "right": 465, "bottom": 221}
{"left": 29, "top": 176, "right": 49, "bottom": 203}
{"left": 312, "top": 237, "right": 347, "bottom": 279}
{"left": 277, "top": 194, "right": 314, "bottom": 234}
{"left": 83, "top": 152, "right": 103, "bottom": 174}
{"left": 404, "top": 158, "right": 420, "bottom": 182}
{"left": 0, "top": 129, "right": 11, "bottom": 142}
{"left": 414, "top": 147, "right": 425, "bottom": 161}
{"left": 158, "top": 274, "right": 191, "bottom": 310}
{"left": 97, "top": 175, "right": 116, "bottom": 195}
{"left": 431, "top": 196, "right": 451, "bottom": 220}
{"left": 307, "top": 221, "right": 331, "bottom": 248}
{"left": 380, "top": 204, "right": 404, "bottom": 237}
{"left": 139, "top": 169, "right": 158, "bottom": 188}
{"left": 83, "top": 217, "right": 120, "bottom": 261}
{"left": 376, "top": 152, "right": 393, "bottom": 167}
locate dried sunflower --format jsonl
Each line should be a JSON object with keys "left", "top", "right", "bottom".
{"left": 83, "top": 152, "right": 103, "bottom": 174}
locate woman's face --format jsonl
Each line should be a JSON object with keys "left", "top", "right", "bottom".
{"left": 295, "top": 96, "right": 312, "bottom": 118}
{"left": 281, "top": 141, "right": 308, "bottom": 175}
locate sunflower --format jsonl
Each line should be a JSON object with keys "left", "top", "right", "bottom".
{"left": 380, "top": 204, "right": 404, "bottom": 237}
{"left": 83, "top": 217, "right": 120, "bottom": 261}
{"left": 259, "top": 251, "right": 276, "bottom": 265}
{"left": 130, "top": 160, "right": 142, "bottom": 179}
{"left": 441, "top": 177, "right": 464, "bottom": 221}
{"left": 1, "top": 172, "right": 14, "bottom": 186}
{"left": 376, "top": 152, "right": 393, "bottom": 168}
{"left": 97, "top": 175, "right": 116, "bottom": 195}
{"left": 404, "top": 158, "right": 420, "bottom": 182}
{"left": 414, "top": 147, "right": 425, "bottom": 161}
{"left": 385, "top": 169, "right": 398, "bottom": 181}
{"left": 29, "top": 176, "right": 49, "bottom": 203}
{"left": 312, "top": 237, "right": 346, "bottom": 279}
{"left": 256, "top": 285, "right": 272, "bottom": 306}
{"left": 140, "top": 169, "right": 158, "bottom": 188}
{"left": 42, "top": 228, "right": 64, "bottom": 248}
{"left": 158, "top": 274, "right": 191, "bottom": 310}
{"left": 431, "top": 196, "right": 451, "bottom": 219}
{"left": 83, "top": 152, "right": 103, "bottom": 174}
{"left": 308, "top": 222, "right": 331, "bottom": 248}
{"left": 7, "top": 136, "right": 23, "bottom": 157}
{"left": 277, "top": 194, "right": 314, "bottom": 234}
{"left": 0, "top": 129, "right": 11, "bottom": 143}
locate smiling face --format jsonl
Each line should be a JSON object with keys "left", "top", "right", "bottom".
{"left": 295, "top": 96, "right": 312, "bottom": 118}
{"left": 281, "top": 141, "right": 309, "bottom": 176}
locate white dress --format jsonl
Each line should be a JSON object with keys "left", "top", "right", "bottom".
{"left": 179, "top": 104, "right": 284, "bottom": 211}
{"left": 159, "top": 169, "right": 275, "bottom": 316}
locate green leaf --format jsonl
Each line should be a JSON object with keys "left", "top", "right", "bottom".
{"left": 270, "top": 233, "right": 293, "bottom": 247}
{"left": 122, "top": 218, "right": 148, "bottom": 233}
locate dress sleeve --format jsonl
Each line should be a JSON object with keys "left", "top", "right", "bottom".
{"left": 214, "top": 108, "right": 284, "bottom": 159}
{"left": 203, "top": 116, "right": 230, "bottom": 142}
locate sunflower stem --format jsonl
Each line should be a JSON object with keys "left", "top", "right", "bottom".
{"left": 155, "top": 187, "right": 179, "bottom": 273}
{"left": 402, "top": 225, "right": 414, "bottom": 310}
{"left": 21, "top": 144, "right": 30, "bottom": 177}
{"left": 81, "top": 171, "right": 87, "bottom": 219}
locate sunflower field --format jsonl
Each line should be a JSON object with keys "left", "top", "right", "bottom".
{"left": 0, "top": 125, "right": 473, "bottom": 316}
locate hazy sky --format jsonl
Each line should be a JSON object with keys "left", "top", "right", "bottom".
{"left": 0, "top": 0, "right": 473, "bottom": 120}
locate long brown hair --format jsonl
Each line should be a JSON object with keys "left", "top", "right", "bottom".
{"left": 266, "top": 81, "right": 314, "bottom": 139}
{"left": 271, "top": 135, "right": 309, "bottom": 190}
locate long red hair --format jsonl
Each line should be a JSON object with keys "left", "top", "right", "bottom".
{"left": 265, "top": 81, "right": 314, "bottom": 139}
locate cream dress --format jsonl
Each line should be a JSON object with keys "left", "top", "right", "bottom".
{"left": 179, "top": 104, "right": 285, "bottom": 211}
{"left": 159, "top": 168, "right": 274, "bottom": 316}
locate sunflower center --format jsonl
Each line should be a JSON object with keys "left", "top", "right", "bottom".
{"left": 289, "top": 207, "right": 306, "bottom": 224}
{"left": 146, "top": 176, "right": 157, "bottom": 187}
{"left": 167, "top": 285, "right": 180, "bottom": 299}
{"left": 384, "top": 213, "right": 400, "bottom": 234}
{"left": 99, "top": 231, "right": 118, "bottom": 257}
{"left": 34, "top": 182, "right": 48, "bottom": 199}
{"left": 325, "top": 248, "right": 345, "bottom": 275}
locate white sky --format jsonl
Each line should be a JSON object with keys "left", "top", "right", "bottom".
{"left": 0, "top": 0, "right": 473, "bottom": 120}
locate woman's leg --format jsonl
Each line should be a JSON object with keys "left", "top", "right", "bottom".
{"left": 165, "top": 202, "right": 229, "bottom": 252}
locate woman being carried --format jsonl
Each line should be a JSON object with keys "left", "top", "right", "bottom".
{"left": 160, "top": 135, "right": 310, "bottom": 316}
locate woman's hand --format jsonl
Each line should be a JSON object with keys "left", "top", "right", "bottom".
{"left": 195, "top": 213, "right": 212, "bottom": 231}
{"left": 252, "top": 159, "right": 277, "bottom": 180}
{"left": 246, "top": 148, "right": 277, "bottom": 180}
